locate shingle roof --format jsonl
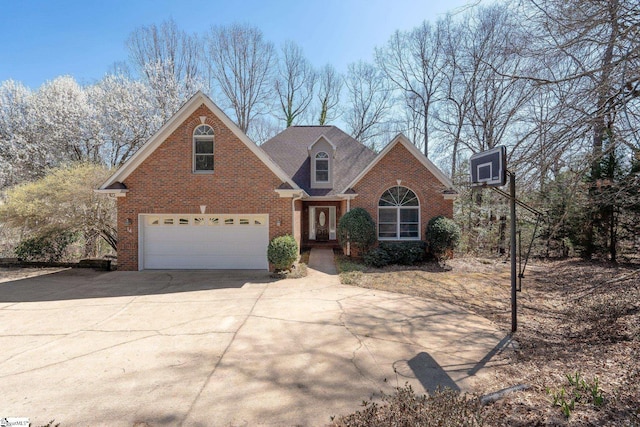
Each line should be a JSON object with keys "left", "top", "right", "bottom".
{"left": 261, "top": 126, "right": 376, "bottom": 197}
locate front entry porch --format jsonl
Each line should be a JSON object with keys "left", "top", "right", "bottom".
{"left": 301, "top": 201, "right": 343, "bottom": 249}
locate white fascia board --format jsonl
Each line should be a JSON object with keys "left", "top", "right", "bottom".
{"left": 307, "top": 134, "right": 337, "bottom": 155}
{"left": 275, "top": 189, "right": 308, "bottom": 198}
{"left": 303, "top": 195, "right": 349, "bottom": 201}
{"left": 99, "top": 91, "right": 300, "bottom": 191}
{"left": 342, "top": 133, "right": 455, "bottom": 192}
{"left": 94, "top": 189, "right": 128, "bottom": 197}
{"left": 336, "top": 193, "right": 358, "bottom": 199}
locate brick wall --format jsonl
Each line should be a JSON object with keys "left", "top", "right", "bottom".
{"left": 117, "top": 104, "right": 293, "bottom": 270}
{"left": 351, "top": 142, "right": 454, "bottom": 241}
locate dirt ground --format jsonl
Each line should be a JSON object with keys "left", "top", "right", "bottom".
{"left": 338, "top": 257, "right": 640, "bottom": 426}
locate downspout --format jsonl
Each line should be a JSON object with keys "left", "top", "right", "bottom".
{"left": 346, "top": 197, "right": 351, "bottom": 256}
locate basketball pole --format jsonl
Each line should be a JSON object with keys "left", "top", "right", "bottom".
{"left": 509, "top": 170, "right": 517, "bottom": 333}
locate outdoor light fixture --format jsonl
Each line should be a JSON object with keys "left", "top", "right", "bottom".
{"left": 276, "top": 219, "right": 281, "bottom": 226}
{"left": 200, "top": 205, "right": 206, "bottom": 214}
{"left": 124, "top": 218, "right": 132, "bottom": 226}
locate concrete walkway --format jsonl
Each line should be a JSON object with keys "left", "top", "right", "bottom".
{"left": 0, "top": 264, "right": 507, "bottom": 426}
{"left": 307, "top": 247, "right": 338, "bottom": 275}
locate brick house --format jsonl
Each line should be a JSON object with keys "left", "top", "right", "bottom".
{"left": 97, "top": 92, "right": 457, "bottom": 270}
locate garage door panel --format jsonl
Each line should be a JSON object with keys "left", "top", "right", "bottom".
{"left": 141, "top": 214, "right": 269, "bottom": 270}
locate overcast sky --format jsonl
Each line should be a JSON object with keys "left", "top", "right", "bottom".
{"left": 0, "top": 0, "right": 476, "bottom": 89}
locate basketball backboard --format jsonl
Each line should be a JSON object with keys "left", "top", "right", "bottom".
{"left": 469, "top": 146, "right": 507, "bottom": 187}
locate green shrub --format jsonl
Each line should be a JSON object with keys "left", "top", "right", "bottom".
{"left": 381, "top": 241, "right": 426, "bottom": 265}
{"left": 363, "top": 247, "right": 392, "bottom": 267}
{"left": 425, "top": 216, "right": 461, "bottom": 260}
{"left": 363, "top": 241, "right": 426, "bottom": 267}
{"left": 337, "top": 208, "right": 377, "bottom": 254}
{"left": 267, "top": 235, "right": 299, "bottom": 271}
{"left": 14, "top": 228, "right": 77, "bottom": 262}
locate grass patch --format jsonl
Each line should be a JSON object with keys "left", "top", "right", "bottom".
{"left": 334, "top": 253, "right": 367, "bottom": 285}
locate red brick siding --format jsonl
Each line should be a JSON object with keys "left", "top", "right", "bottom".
{"left": 350, "top": 143, "right": 453, "bottom": 241}
{"left": 117, "top": 104, "right": 293, "bottom": 270}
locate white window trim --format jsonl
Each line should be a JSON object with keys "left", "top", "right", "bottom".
{"left": 311, "top": 150, "right": 332, "bottom": 189}
{"left": 193, "top": 124, "right": 214, "bottom": 174}
{"left": 377, "top": 186, "right": 421, "bottom": 241}
{"left": 315, "top": 152, "right": 330, "bottom": 183}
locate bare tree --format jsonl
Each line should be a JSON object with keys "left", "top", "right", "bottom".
{"left": 205, "top": 23, "right": 276, "bottom": 134}
{"left": 376, "top": 21, "right": 445, "bottom": 156}
{"left": 523, "top": 0, "right": 640, "bottom": 260}
{"left": 316, "top": 64, "right": 342, "bottom": 125}
{"left": 343, "top": 61, "right": 393, "bottom": 149}
{"left": 250, "top": 116, "right": 282, "bottom": 145}
{"left": 432, "top": 15, "right": 471, "bottom": 178}
{"left": 126, "top": 18, "right": 204, "bottom": 119}
{"left": 274, "top": 41, "right": 316, "bottom": 127}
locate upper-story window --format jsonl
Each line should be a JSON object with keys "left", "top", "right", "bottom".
{"left": 193, "top": 124, "right": 214, "bottom": 173}
{"left": 315, "top": 152, "right": 329, "bottom": 182}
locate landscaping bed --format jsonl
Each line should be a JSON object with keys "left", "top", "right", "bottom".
{"left": 334, "top": 255, "right": 640, "bottom": 426}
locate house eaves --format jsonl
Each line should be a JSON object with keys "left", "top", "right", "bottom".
{"left": 98, "top": 91, "right": 299, "bottom": 191}
{"left": 343, "top": 133, "right": 456, "bottom": 193}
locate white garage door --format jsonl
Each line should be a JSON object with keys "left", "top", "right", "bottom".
{"left": 140, "top": 214, "right": 269, "bottom": 270}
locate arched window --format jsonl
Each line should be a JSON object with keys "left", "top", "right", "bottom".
{"left": 378, "top": 186, "right": 420, "bottom": 239}
{"left": 193, "top": 124, "right": 214, "bottom": 172}
{"left": 315, "top": 151, "right": 329, "bottom": 182}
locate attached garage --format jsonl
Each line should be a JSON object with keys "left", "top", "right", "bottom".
{"left": 139, "top": 214, "right": 269, "bottom": 270}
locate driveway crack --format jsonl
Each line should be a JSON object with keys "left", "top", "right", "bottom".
{"left": 178, "top": 281, "right": 269, "bottom": 426}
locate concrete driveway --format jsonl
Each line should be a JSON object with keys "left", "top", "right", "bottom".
{"left": 0, "top": 258, "right": 506, "bottom": 426}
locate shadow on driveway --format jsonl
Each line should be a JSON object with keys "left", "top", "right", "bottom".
{"left": 0, "top": 269, "right": 276, "bottom": 303}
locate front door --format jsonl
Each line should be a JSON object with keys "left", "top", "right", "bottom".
{"left": 315, "top": 207, "right": 330, "bottom": 241}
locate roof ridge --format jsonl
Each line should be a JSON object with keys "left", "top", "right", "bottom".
{"left": 289, "top": 125, "right": 334, "bottom": 128}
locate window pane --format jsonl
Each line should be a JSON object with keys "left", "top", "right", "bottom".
{"left": 379, "top": 208, "right": 397, "bottom": 223}
{"left": 196, "top": 140, "right": 213, "bottom": 154}
{"left": 402, "top": 195, "right": 419, "bottom": 206}
{"left": 316, "top": 170, "right": 329, "bottom": 182}
{"left": 400, "top": 208, "right": 419, "bottom": 222}
{"left": 194, "top": 125, "right": 214, "bottom": 136}
{"left": 316, "top": 151, "right": 328, "bottom": 159}
{"left": 400, "top": 224, "right": 419, "bottom": 238}
{"left": 379, "top": 224, "right": 397, "bottom": 238}
{"left": 316, "top": 159, "right": 328, "bottom": 171}
{"left": 379, "top": 186, "right": 419, "bottom": 206}
{"left": 196, "top": 155, "right": 214, "bottom": 171}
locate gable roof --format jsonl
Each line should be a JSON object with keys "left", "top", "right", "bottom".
{"left": 261, "top": 126, "right": 377, "bottom": 197}
{"left": 344, "top": 133, "right": 455, "bottom": 192}
{"left": 98, "top": 91, "right": 299, "bottom": 190}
